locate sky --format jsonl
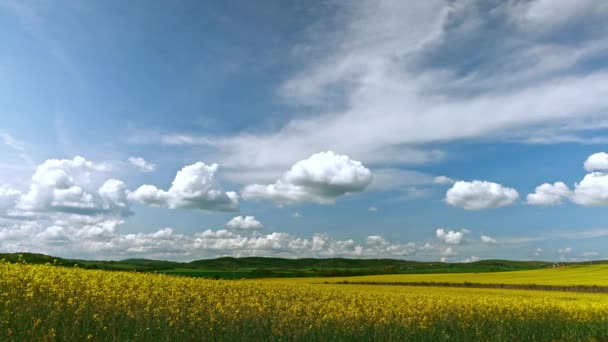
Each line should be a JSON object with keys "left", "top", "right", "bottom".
{"left": 1, "top": 0, "right": 608, "bottom": 262}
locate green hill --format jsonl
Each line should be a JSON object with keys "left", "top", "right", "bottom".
{"left": 0, "top": 252, "right": 563, "bottom": 279}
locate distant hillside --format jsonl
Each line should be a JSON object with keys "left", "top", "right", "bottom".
{"left": 0, "top": 252, "right": 564, "bottom": 279}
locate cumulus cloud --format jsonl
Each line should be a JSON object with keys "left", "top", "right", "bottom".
{"left": 226, "top": 216, "right": 263, "bottom": 230}
{"left": 129, "top": 162, "right": 239, "bottom": 211}
{"left": 15, "top": 156, "right": 127, "bottom": 216}
{"left": 584, "top": 152, "right": 608, "bottom": 172}
{"left": 99, "top": 179, "right": 131, "bottom": 216}
{"left": 436, "top": 228, "right": 468, "bottom": 245}
{"left": 128, "top": 157, "right": 156, "bottom": 172}
{"left": 527, "top": 182, "right": 572, "bottom": 206}
{"left": 571, "top": 172, "right": 608, "bottom": 206}
{"left": 434, "top": 176, "right": 455, "bottom": 185}
{"left": 291, "top": 212, "right": 302, "bottom": 218}
{"left": 558, "top": 247, "right": 572, "bottom": 254}
{"left": 535, "top": 248, "right": 543, "bottom": 256}
{"left": 480, "top": 235, "right": 497, "bottom": 244}
{"left": 242, "top": 151, "right": 372, "bottom": 205}
{"left": 529, "top": 153, "right": 608, "bottom": 207}
{"left": 368, "top": 206, "right": 378, "bottom": 212}
{"left": 0, "top": 217, "right": 421, "bottom": 260}
{"left": 446, "top": 180, "right": 519, "bottom": 210}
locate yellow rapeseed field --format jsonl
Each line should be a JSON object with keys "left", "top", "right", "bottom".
{"left": 285, "top": 264, "right": 608, "bottom": 287}
{"left": 2, "top": 261, "right": 608, "bottom": 341}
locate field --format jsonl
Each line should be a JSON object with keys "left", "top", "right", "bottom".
{"left": 2, "top": 261, "right": 608, "bottom": 341}
{"left": 0, "top": 253, "right": 554, "bottom": 279}
{"left": 284, "top": 264, "right": 608, "bottom": 288}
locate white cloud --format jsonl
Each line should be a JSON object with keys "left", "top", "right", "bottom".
{"left": 0, "top": 216, "right": 422, "bottom": 260}
{"left": 131, "top": 1, "right": 608, "bottom": 180}
{"left": 584, "top": 152, "right": 608, "bottom": 172}
{"left": 436, "top": 228, "right": 468, "bottom": 245}
{"left": 434, "top": 176, "right": 455, "bottom": 185}
{"left": 129, "top": 162, "right": 239, "bottom": 211}
{"left": 368, "top": 206, "right": 378, "bottom": 212}
{"left": 535, "top": 248, "right": 544, "bottom": 256}
{"left": 291, "top": 212, "right": 302, "bottom": 218}
{"left": 226, "top": 216, "right": 263, "bottom": 230}
{"left": 511, "top": 0, "right": 608, "bottom": 33}
{"left": 480, "top": 235, "right": 497, "bottom": 244}
{"left": 99, "top": 179, "right": 131, "bottom": 216}
{"left": 571, "top": 172, "right": 608, "bottom": 206}
{"left": 446, "top": 180, "right": 519, "bottom": 210}
{"left": 242, "top": 151, "right": 372, "bottom": 205}
{"left": 460, "top": 256, "right": 480, "bottom": 263}
{"left": 527, "top": 182, "right": 571, "bottom": 206}
{"left": 440, "top": 247, "right": 458, "bottom": 257}
{"left": 128, "top": 157, "right": 156, "bottom": 172}
{"left": 15, "top": 156, "right": 125, "bottom": 216}
{"left": 363, "top": 235, "right": 417, "bottom": 257}
{"left": 582, "top": 251, "right": 600, "bottom": 258}
{"left": 558, "top": 247, "right": 572, "bottom": 254}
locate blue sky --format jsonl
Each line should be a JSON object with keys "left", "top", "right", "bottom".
{"left": 1, "top": 0, "right": 608, "bottom": 262}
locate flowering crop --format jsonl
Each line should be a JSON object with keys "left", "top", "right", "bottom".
{"left": 295, "top": 264, "right": 608, "bottom": 287}
{"left": 1, "top": 261, "right": 608, "bottom": 341}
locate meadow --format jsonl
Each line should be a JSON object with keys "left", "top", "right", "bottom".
{"left": 2, "top": 261, "right": 608, "bottom": 341}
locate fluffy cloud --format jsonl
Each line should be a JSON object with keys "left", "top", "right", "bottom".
{"left": 584, "top": 152, "right": 608, "bottom": 172}
{"left": 571, "top": 172, "right": 608, "bottom": 206}
{"left": 128, "top": 157, "right": 156, "bottom": 172}
{"left": 436, "top": 228, "right": 468, "bottom": 245}
{"left": 446, "top": 181, "right": 519, "bottom": 210}
{"left": 368, "top": 206, "right": 378, "bottom": 212}
{"left": 242, "top": 151, "right": 372, "bottom": 205}
{"left": 129, "top": 162, "right": 239, "bottom": 211}
{"left": 99, "top": 179, "right": 131, "bottom": 216}
{"left": 0, "top": 217, "right": 421, "bottom": 260}
{"left": 15, "top": 156, "right": 127, "bottom": 216}
{"left": 558, "top": 247, "right": 572, "bottom": 254}
{"left": 527, "top": 182, "right": 571, "bottom": 206}
{"left": 226, "top": 216, "right": 263, "bottom": 230}
{"left": 480, "top": 235, "right": 497, "bottom": 244}
{"left": 529, "top": 153, "right": 608, "bottom": 207}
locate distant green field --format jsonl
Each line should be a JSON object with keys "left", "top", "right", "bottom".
{"left": 293, "top": 264, "right": 608, "bottom": 287}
